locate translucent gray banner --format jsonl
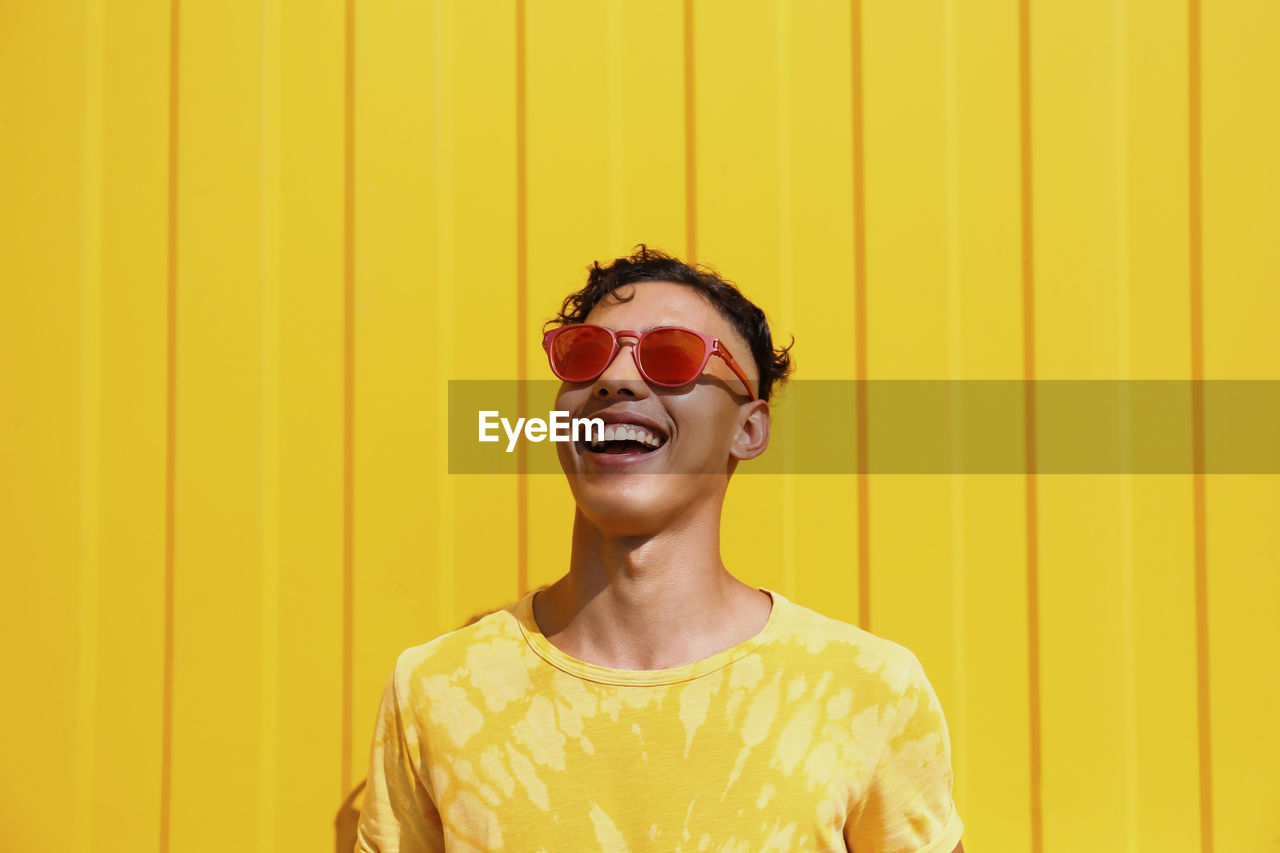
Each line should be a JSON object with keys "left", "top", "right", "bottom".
{"left": 447, "top": 380, "right": 1280, "bottom": 474}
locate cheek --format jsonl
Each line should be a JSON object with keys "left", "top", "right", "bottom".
{"left": 669, "top": 403, "right": 739, "bottom": 452}
{"left": 554, "top": 384, "right": 591, "bottom": 413}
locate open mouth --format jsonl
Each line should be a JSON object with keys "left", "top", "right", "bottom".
{"left": 580, "top": 423, "right": 668, "bottom": 457}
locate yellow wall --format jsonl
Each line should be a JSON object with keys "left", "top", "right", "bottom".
{"left": 2, "top": 1, "right": 1276, "bottom": 851}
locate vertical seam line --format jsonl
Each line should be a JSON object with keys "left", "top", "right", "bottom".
{"left": 1187, "top": 0, "right": 1212, "bottom": 848}
{"left": 516, "top": 0, "right": 529, "bottom": 598}
{"left": 851, "top": 0, "right": 870, "bottom": 631}
{"left": 683, "top": 0, "right": 697, "bottom": 260}
{"left": 160, "top": 0, "right": 180, "bottom": 848}
{"left": 1018, "top": 0, "right": 1042, "bottom": 851}
{"left": 341, "top": 0, "right": 355, "bottom": 802}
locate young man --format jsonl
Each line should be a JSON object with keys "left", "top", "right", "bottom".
{"left": 356, "top": 247, "right": 964, "bottom": 852}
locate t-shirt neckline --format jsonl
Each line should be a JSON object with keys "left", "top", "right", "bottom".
{"left": 514, "top": 586, "right": 789, "bottom": 686}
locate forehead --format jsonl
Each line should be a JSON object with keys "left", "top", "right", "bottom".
{"left": 583, "top": 280, "right": 728, "bottom": 336}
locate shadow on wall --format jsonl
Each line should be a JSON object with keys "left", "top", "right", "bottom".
{"left": 335, "top": 606, "right": 510, "bottom": 850}
{"left": 335, "top": 779, "right": 365, "bottom": 853}
{"left": 464, "top": 606, "right": 503, "bottom": 626}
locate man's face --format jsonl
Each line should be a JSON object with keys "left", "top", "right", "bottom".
{"left": 553, "top": 280, "right": 769, "bottom": 536}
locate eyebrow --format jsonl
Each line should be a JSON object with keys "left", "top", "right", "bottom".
{"left": 612, "top": 323, "right": 674, "bottom": 335}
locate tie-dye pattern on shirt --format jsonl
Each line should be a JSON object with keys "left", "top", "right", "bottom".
{"left": 356, "top": 589, "right": 963, "bottom": 853}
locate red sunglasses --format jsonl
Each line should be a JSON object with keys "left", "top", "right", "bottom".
{"left": 542, "top": 324, "right": 759, "bottom": 401}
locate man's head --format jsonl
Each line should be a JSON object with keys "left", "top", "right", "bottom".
{"left": 550, "top": 246, "right": 793, "bottom": 402}
{"left": 544, "top": 246, "right": 793, "bottom": 537}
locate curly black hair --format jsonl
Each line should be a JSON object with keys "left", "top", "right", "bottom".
{"left": 546, "top": 245, "right": 794, "bottom": 401}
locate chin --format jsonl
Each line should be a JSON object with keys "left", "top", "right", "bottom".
{"left": 567, "top": 470, "right": 730, "bottom": 538}
{"left": 569, "top": 476, "right": 676, "bottom": 537}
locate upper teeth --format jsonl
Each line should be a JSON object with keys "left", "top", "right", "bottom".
{"left": 589, "top": 423, "right": 663, "bottom": 449}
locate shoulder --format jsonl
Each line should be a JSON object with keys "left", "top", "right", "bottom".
{"left": 771, "top": 594, "right": 932, "bottom": 700}
{"left": 772, "top": 597, "right": 952, "bottom": 775}
{"left": 388, "top": 603, "right": 534, "bottom": 713}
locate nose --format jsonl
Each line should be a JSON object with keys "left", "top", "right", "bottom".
{"left": 591, "top": 335, "right": 651, "bottom": 400}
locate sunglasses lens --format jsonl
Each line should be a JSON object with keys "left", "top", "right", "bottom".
{"left": 638, "top": 328, "right": 706, "bottom": 386}
{"left": 551, "top": 325, "right": 615, "bottom": 382}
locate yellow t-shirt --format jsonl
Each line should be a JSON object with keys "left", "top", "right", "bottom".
{"left": 356, "top": 588, "right": 963, "bottom": 853}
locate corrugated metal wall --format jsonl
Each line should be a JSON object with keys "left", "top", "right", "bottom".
{"left": 2, "top": 1, "right": 1276, "bottom": 851}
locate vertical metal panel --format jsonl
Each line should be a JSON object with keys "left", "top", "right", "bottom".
{"left": 1031, "top": 0, "right": 1134, "bottom": 848}
{"left": 0, "top": 1, "right": 86, "bottom": 847}
{"left": 1123, "top": 2, "right": 1202, "bottom": 849}
{"left": 1200, "top": 2, "right": 1280, "bottom": 851}
{"left": 947, "top": 0, "right": 1034, "bottom": 849}
{"left": 81, "top": 6, "right": 104, "bottom": 851}
{"left": 615, "top": 1, "right": 689, "bottom": 258}
{"left": 347, "top": 0, "right": 445, "bottom": 823}
{"left": 442, "top": 0, "right": 521, "bottom": 629}
{"left": 277, "top": 0, "right": 346, "bottom": 845}
{"left": 96, "top": 0, "right": 172, "bottom": 849}
{"left": 169, "top": 0, "right": 266, "bottom": 849}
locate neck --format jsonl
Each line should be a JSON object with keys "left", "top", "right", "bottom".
{"left": 533, "top": 502, "right": 771, "bottom": 670}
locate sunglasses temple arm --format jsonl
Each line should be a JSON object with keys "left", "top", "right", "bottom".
{"left": 716, "top": 351, "right": 759, "bottom": 401}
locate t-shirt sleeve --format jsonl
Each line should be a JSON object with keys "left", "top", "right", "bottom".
{"left": 354, "top": 661, "right": 446, "bottom": 853}
{"left": 844, "top": 651, "right": 964, "bottom": 853}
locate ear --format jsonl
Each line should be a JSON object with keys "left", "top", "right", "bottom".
{"left": 729, "top": 399, "right": 771, "bottom": 461}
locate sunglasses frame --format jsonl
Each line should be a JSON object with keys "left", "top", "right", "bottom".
{"left": 542, "top": 324, "right": 759, "bottom": 401}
